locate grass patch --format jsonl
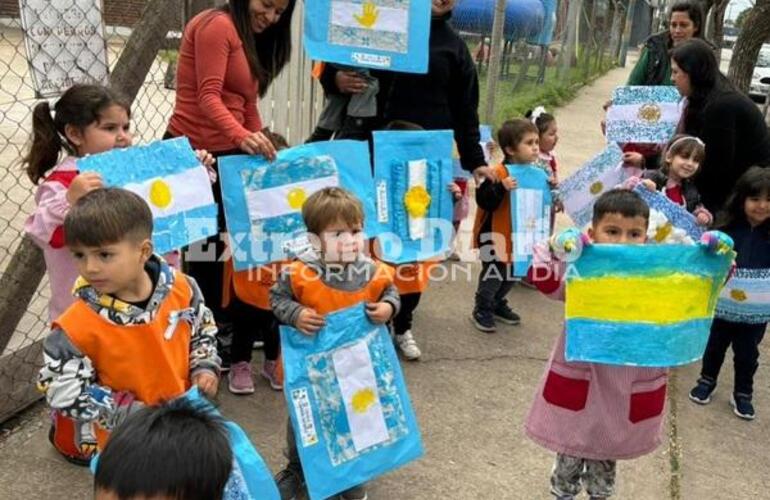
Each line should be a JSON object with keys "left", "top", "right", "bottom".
{"left": 158, "top": 49, "right": 178, "bottom": 64}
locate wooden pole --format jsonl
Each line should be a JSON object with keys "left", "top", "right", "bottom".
{"left": 484, "top": 0, "right": 508, "bottom": 124}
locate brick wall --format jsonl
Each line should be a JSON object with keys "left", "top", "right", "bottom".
{"left": 0, "top": 0, "right": 152, "bottom": 27}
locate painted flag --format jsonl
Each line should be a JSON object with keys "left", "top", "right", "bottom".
{"left": 560, "top": 143, "right": 626, "bottom": 228}
{"left": 77, "top": 137, "right": 218, "bottom": 255}
{"left": 606, "top": 86, "right": 683, "bottom": 143}
{"left": 565, "top": 243, "right": 734, "bottom": 367}
{"left": 304, "top": 0, "right": 431, "bottom": 73}
{"left": 509, "top": 165, "right": 551, "bottom": 276}
{"left": 219, "top": 141, "right": 378, "bottom": 270}
{"left": 281, "top": 304, "right": 423, "bottom": 500}
{"left": 715, "top": 268, "right": 770, "bottom": 324}
{"left": 633, "top": 185, "right": 704, "bottom": 244}
{"left": 373, "top": 130, "right": 454, "bottom": 264}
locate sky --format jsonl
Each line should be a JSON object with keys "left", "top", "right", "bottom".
{"left": 726, "top": 0, "right": 754, "bottom": 20}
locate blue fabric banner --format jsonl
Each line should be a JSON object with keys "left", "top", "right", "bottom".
{"left": 304, "top": 0, "right": 431, "bottom": 73}
{"left": 219, "top": 141, "right": 378, "bottom": 270}
{"left": 508, "top": 164, "right": 551, "bottom": 276}
{"left": 373, "top": 130, "right": 454, "bottom": 264}
{"left": 281, "top": 303, "right": 423, "bottom": 500}
{"left": 78, "top": 137, "right": 218, "bottom": 255}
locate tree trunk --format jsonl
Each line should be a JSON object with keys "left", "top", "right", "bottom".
{"left": 706, "top": 0, "right": 729, "bottom": 59}
{"left": 728, "top": 0, "right": 770, "bottom": 93}
{"left": 609, "top": 1, "right": 624, "bottom": 62}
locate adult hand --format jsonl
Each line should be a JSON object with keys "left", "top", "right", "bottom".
{"left": 66, "top": 172, "right": 103, "bottom": 205}
{"left": 296, "top": 308, "right": 325, "bottom": 335}
{"left": 240, "top": 131, "right": 277, "bottom": 160}
{"left": 473, "top": 165, "right": 498, "bottom": 184}
{"left": 335, "top": 70, "right": 368, "bottom": 94}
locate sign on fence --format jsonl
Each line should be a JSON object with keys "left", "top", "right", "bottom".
{"left": 19, "top": 0, "right": 110, "bottom": 97}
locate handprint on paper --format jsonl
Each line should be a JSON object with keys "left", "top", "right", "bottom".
{"left": 354, "top": 1, "right": 379, "bottom": 28}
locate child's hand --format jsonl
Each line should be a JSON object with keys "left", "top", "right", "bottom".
{"left": 699, "top": 231, "right": 734, "bottom": 255}
{"left": 622, "top": 152, "right": 645, "bottom": 168}
{"left": 554, "top": 200, "right": 564, "bottom": 213}
{"left": 447, "top": 182, "right": 462, "bottom": 200}
{"left": 296, "top": 308, "right": 325, "bottom": 335}
{"left": 191, "top": 371, "right": 219, "bottom": 398}
{"left": 365, "top": 302, "right": 394, "bottom": 324}
{"left": 549, "top": 228, "right": 588, "bottom": 261}
{"left": 547, "top": 176, "right": 557, "bottom": 187}
{"left": 502, "top": 177, "right": 518, "bottom": 191}
{"left": 66, "top": 172, "right": 103, "bottom": 205}
{"left": 696, "top": 212, "right": 711, "bottom": 226}
{"left": 195, "top": 149, "right": 215, "bottom": 168}
{"left": 641, "top": 179, "right": 657, "bottom": 191}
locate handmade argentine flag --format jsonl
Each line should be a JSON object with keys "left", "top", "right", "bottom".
{"left": 508, "top": 165, "right": 551, "bottom": 276}
{"left": 304, "top": 0, "right": 431, "bottom": 73}
{"left": 219, "top": 141, "right": 378, "bottom": 270}
{"left": 373, "top": 130, "right": 454, "bottom": 264}
{"left": 633, "top": 185, "right": 704, "bottom": 244}
{"left": 565, "top": 243, "right": 734, "bottom": 367}
{"left": 606, "top": 86, "right": 682, "bottom": 143}
{"left": 715, "top": 269, "right": 770, "bottom": 324}
{"left": 560, "top": 143, "right": 625, "bottom": 228}
{"left": 281, "top": 304, "right": 423, "bottom": 500}
{"left": 77, "top": 137, "right": 218, "bottom": 255}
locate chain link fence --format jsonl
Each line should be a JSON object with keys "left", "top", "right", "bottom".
{"left": 0, "top": 0, "right": 323, "bottom": 427}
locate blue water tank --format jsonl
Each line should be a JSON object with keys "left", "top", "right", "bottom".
{"left": 452, "top": 0, "right": 548, "bottom": 43}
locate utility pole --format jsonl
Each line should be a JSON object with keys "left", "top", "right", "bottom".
{"left": 484, "top": 0, "right": 507, "bottom": 124}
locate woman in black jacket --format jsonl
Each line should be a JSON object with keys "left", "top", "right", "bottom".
{"left": 671, "top": 39, "right": 770, "bottom": 213}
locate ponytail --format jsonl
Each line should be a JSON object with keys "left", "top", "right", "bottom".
{"left": 21, "top": 84, "right": 130, "bottom": 185}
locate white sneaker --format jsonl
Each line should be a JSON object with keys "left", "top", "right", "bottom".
{"left": 395, "top": 330, "right": 421, "bottom": 360}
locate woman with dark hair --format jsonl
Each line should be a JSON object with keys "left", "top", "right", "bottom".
{"left": 165, "top": 0, "right": 296, "bottom": 396}
{"left": 671, "top": 38, "right": 770, "bottom": 212}
{"left": 627, "top": 0, "right": 704, "bottom": 86}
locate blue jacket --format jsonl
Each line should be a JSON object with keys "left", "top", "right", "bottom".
{"left": 726, "top": 220, "right": 770, "bottom": 269}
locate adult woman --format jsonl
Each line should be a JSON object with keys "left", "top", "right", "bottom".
{"left": 627, "top": 0, "right": 704, "bottom": 86}
{"left": 671, "top": 38, "right": 770, "bottom": 212}
{"left": 165, "top": 0, "right": 296, "bottom": 395}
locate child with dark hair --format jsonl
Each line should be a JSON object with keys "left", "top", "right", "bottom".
{"left": 689, "top": 166, "right": 770, "bottom": 420}
{"left": 525, "top": 189, "right": 672, "bottom": 499}
{"left": 94, "top": 398, "right": 232, "bottom": 500}
{"left": 527, "top": 106, "right": 562, "bottom": 238}
{"left": 470, "top": 119, "right": 539, "bottom": 332}
{"left": 271, "top": 186, "right": 400, "bottom": 500}
{"left": 37, "top": 188, "right": 220, "bottom": 453}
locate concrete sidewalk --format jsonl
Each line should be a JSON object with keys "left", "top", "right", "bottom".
{"left": 1, "top": 63, "right": 768, "bottom": 499}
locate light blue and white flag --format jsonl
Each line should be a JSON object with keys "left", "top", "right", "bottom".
{"left": 509, "top": 165, "right": 551, "bottom": 276}
{"left": 606, "top": 86, "right": 683, "bottom": 143}
{"left": 78, "top": 137, "right": 218, "bottom": 255}
{"left": 373, "top": 130, "right": 454, "bottom": 264}
{"left": 560, "top": 143, "right": 625, "bottom": 228}
{"left": 715, "top": 268, "right": 770, "bottom": 324}
{"left": 633, "top": 185, "right": 704, "bottom": 244}
{"left": 281, "top": 303, "right": 423, "bottom": 500}
{"left": 304, "top": 0, "right": 431, "bottom": 73}
{"left": 219, "top": 141, "right": 377, "bottom": 270}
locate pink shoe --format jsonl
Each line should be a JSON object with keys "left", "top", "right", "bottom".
{"left": 261, "top": 360, "right": 283, "bottom": 391}
{"left": 228, "top": 361, "right": 255, "bottom": 395}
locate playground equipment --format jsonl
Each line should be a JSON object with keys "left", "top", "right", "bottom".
{"left": 452, "top": 0, "right": 557, "bottom": 83}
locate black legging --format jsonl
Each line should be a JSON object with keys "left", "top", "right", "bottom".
{"left": 230, "top": 300, "right": 280, "bottom": 363}
{"left": 392, "top": 292, "right": 421, "bottom": 336}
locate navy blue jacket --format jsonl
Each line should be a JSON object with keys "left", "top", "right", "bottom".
{"left": 725, "top": 220, "right": 770, "bottom": 269}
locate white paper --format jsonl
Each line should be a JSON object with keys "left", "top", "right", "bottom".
{"left": 407, "top": 159, "right": 428, "bottom": 240}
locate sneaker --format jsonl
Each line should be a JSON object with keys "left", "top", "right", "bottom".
{"left": 275, "top": 467, "right": 305, "bottom": 500}
{"left": 395, "top": 330, "right": 421, "bottom": 360}
{"left": 228, "top": 361, "right": 255, "bottom": 395}
{"left": 493, "top": 302, "right": 521, "bottom": 325}
{"left": 688, "top": 377, "right": 716, "bottom": 405}
{"left": 471, "top": 309, "right": 496, "bottom": 333}
{"left": 339, "top": 484, "right": 368, "bottom": 500}
{"left": 731, "top": 393, "right": 755, "bottom": 420}
{"left": 261, "top": 359, "right": 284, "bottom": 391}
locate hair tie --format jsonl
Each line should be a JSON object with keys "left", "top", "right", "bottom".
{"left": 530, "top": 106, "right": 547, "bottom": 124}
{"left": 669, "top": 135, "right": 705, "bottom": 150}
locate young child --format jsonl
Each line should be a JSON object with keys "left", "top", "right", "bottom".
{"left": 270, "top": 187, "right": 400, "bottom": 500}
{"left": 525, "top": 189, "right": 673, "bottom": 499}
{"left": 471, "top": 119, "right": 539, "bottom": 332}
{"left": 527, "top": 107, "right": 562, "bottom": 222}
{"left": 95, "top": 398, "right": 232, "bottom": 500}
{"left": 23, "top": 84, "right": 214, "bottom": 464}
{"left": 634, "top": 134, "right": 712, "bottom": 226}
{"left": 689, "top": 166, "right": 770, "bottom": 420}
{"left": 222, "top": 129, "right": 290, "bottom": 394}
{"left": 37, "top": 188, "right": 220, "bottom": 452}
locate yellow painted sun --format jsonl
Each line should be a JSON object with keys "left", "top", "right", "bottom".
{"left": 404, "top": 186, "right": 431, "bottom": 218}
{"left": 654, "top": 222, "right": 673, "bottom": 242}
{"left": 730, "top": 289, "right": 748, "bottom": 302}
{"left": 637, "top": 103, "right": 662, "bottom": 123}
{"left": 589, "top": 181, "right": 604, "bottom": 195}
{"left": 351, "top": 387, "right": 377, "bottom": 414}
{"left": 149, "top": 179, "right": 173, "bottom": 209}
{"left": 287, "top": 187, "right": 307, "bottom": 210}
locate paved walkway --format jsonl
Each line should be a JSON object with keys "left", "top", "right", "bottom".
{"left": 1, "top": 62, "right": 768, "bottom": 499}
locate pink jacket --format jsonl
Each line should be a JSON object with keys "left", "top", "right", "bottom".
{"left": 24, "top": 157, "right": 79, "bottom": 322}
{"left": 524, "top": 242, "right": 668, "bottom": 460}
